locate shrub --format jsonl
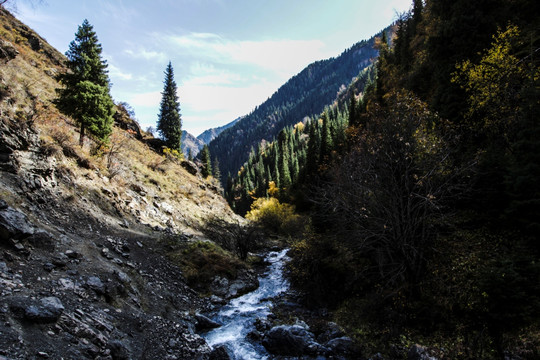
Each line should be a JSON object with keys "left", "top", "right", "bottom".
{"left": 245, "top": 197, "right": 307, "bottom": 237}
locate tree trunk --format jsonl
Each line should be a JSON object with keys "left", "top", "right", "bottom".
{"left": 79, "top": 123, "right": 85, "bottom": 147}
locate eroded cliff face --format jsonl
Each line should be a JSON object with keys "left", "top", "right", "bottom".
{"left": 0, "top": 7, "right": 242, "bottom": 359}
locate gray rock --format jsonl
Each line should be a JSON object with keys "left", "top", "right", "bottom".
{"left": 254, "top": 317, "right": 272, "bottom": 332}
{"left": 65, "top": 250, "right": 80, "bottom": 259}
{"left": 27, "top": 231, "right": 55, "bottom": 251}
{"left": 0, "top": 40, "right": 19, "bottom": 63}
{"left": 262, "top": 324, "right": 316, "bottom": 356}
{"left": 181, "top": 160, "right": 198, "bottom": 176}
{"left": 86, "top": 276, "right": 105, "bottom": 295}
{"left": 115, "top": 270, "right": 130, "bottom": 284}
{"left": 211, "top": 276, "right": 229, "bottom": 297}
{"left": 326, "top": 336, "right": 357, "bottom": 356}
{"left": 209, "top": 345, "right": 232, "bottom": 360}
{"left": 107, "top": 339, "right": 130, "bottom": 360}
{"left": 194, "top": 313, "right": 221, "bottom": 332}
{"left": 226, "top": 270, "right": 259, "bottom": 298}
{"left": 24, "top": 296, "right": 64, "bottom": 323}
{"left": 0, "top": 206, "right": 35, "bottom": 242}
{"left": 317, "top": 322, "right": 346, "bottom": 343}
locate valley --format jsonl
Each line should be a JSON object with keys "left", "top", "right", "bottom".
{"left": 1, "top": 1, "right": 539, "bottom": 359}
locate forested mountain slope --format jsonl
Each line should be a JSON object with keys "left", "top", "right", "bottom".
{"left": 208, "top": 29, "right": 388, "bottom": 179}
{"left": 263, "top": 1, "right": 540, "bottom": 358}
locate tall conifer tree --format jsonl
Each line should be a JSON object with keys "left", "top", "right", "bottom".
{"left": 157, "top": 62, "right": 182, "bottom": 152}
{"left": 200, "top": 145, "right": 212, "bottom": 178}
{"left": 56, "top": 19, "right": 114, "bottom": 146}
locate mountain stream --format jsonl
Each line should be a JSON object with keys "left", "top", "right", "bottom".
{"left": 203, "top": 248, "right": 290, "bottom": 359}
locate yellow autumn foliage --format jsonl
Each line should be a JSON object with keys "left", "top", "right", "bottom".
{"left": 245, "top": 197, "right": 306, "bottom": 237}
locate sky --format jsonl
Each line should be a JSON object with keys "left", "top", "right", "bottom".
{"left": 12, "top": 0, "right": 413, "bottom": 136}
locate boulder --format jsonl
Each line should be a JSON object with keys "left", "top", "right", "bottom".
{"left": 181, "top": 160, "right": 198, "bottom": 176}
{"left": 0, "top": 206, "right": 35, "bottom": 242}
{"left": 24, "top": 297, "right": 64, "bottom": 323}
{"left": 86, "top": 276, "right": 105, "bottom": 295}
{"left": 325, "top": 336, "right": 357, "bottom": 356}
{"left": 27, "top": 231, "right": 55, "bottom": 251}
{"left": 194, "top": 313, "right": 221, "bottom": 332}
{"left": 317, "top": 321, "right": 345, "bottom": 343}
{"left": 209, "top": 344, "right": 232, "bottom": 360}
{"left": 107, "top": 339, "right": 131, "bottom": 360}
{"left": 225, "top": 269, "right": 259, "bottom": 299}
{"left": 0, "top": 39, "right": 18, "bottom": 63}
{"left": 262, "top": 324, "right": 316, "bottom": 356}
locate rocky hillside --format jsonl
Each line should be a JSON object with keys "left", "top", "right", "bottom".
{"left": 0, "top": 7, "right": 245, "bottom": 359}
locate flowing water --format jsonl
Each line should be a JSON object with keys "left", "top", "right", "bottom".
{"left": 203, "top": 248, "right": 290, "bottom": 360}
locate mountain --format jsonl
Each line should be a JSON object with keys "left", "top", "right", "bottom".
{"left": 197, "top": 117, "right": 241, "bottom": 145}
{"left": 208, "top": 29, "right": 388, "bottom": 179}
{"left": 181, "top": 118, "right": 241, "bottom": 158}
{"left": 181, "top": 130, "right": 205, "bottom": 158}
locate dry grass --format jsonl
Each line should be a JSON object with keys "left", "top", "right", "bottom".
{"left": 0, "top": 7, "right": 240, "bottom": 236}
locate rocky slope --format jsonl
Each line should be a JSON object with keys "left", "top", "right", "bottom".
{"left": 0, "top": 7, "right": 246, "bottom": 359}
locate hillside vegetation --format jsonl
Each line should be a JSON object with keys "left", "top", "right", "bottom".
{"left": 243, "top": 1, "right": 540, "bottom": 359}
{"left": 208, "top": 31, "right": 384, "bottom": 181}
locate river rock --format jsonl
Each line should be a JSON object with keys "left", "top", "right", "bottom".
{"left": 325, "top": 336, "right": 357, "bottom": 356}
{"left": 317, "top": 321, "right": 346, "bottom": 343}
{"left": 194, "top": 313, "right": 221, "bottom": 332}
{"left": 209, "top": 344, "right": 232, "bottom": 360}
{"left": 262, "top": 324, "right": 316, "bottom": 356}
{"left": 226, "top": 269, "right": 259, "bottom": 298}
{"left": 211, "top": 276, "right": 229, "bottom": 297}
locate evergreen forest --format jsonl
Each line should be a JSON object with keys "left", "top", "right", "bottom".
{"left": 225, "top": 0, "right": 540, "bottom": 357}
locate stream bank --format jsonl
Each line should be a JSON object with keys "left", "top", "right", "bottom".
{"left": 201, "top": 249, "right": 361, "bottom": 360}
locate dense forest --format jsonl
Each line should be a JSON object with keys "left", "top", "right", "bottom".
{"left": 234, "top": 0, "right": 540, "bottom": 358}
{"left": 207, "top": 33, "right": 383, "bottom": 182}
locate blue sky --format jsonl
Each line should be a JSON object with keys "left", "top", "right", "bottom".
{"left": 14, "top": 0, "right": 412, "bottom": 136}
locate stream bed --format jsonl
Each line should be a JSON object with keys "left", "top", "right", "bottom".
{"left": 203, "top": 248, "right": 290, "bottom": 359}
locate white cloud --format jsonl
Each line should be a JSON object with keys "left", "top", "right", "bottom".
{"left": 108, "top": 63, "right": 133, "bottom": 81}
{"left": 129, "top": 91, "right": 162, "bottom": 107}
{"left": 124, "top": 48, "right": 168, "bottom": 62}
{"left": 167, "top": 32, "right": 330, "bottom": 77}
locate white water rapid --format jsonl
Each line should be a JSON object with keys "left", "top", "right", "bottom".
{"left": 203, "top": 248, "right": 290, "bottom": 360}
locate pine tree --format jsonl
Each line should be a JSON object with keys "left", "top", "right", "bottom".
{"left": 157, "top": 62, "right": 182, "bottom": 152}
{"left": 200, "top": 145, "right": 212, "bottom": 178}
{"left": 56, "top": 19, "right": 114, "bottom": 146}
{"left": 213, "top": 156, "right": 221, "bottom": 182}
{"left": 278, "top": 130, "right": 292, "bottom": 189}
{"left": 320, "top": 111, "right": 332, "bottom": 162}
